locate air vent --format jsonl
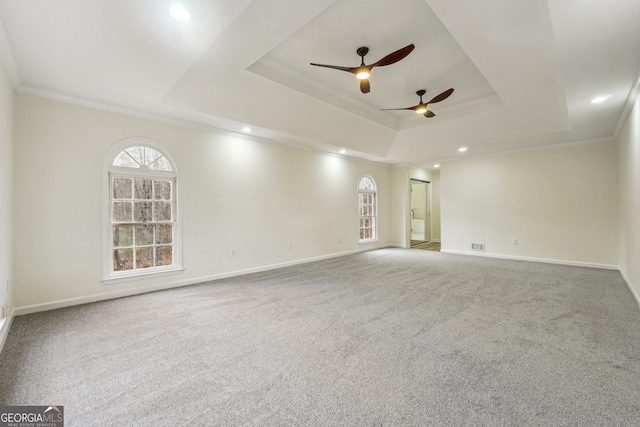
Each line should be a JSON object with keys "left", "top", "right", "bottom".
{"left": 471, "top": 243, "right": 485, "bottom": 251}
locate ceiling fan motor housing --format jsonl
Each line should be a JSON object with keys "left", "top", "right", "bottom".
{"left": 356, "top": 46, "right": 369, "bottom": 57}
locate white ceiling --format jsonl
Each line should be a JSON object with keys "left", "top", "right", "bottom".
{"left": 0, "top": 0, "right": 638, "bottom": 167}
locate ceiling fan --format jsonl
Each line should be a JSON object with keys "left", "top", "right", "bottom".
{"left": 310, "top": 44, "right": 415, "bottom": 94}
{"left": 382, "top": 88, "right": 454, "bottom": 117}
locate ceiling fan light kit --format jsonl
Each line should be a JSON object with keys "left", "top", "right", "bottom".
{"left": 355, "top": 47, "right": 371, "bottom": 80}
{"left": 414, "top": 91, "right": 429, "bottom": 114}
{"left": 356, "top": 69, "right": 370, "bottom": 80}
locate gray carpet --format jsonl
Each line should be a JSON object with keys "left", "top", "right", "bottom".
{"left": 1, "top": 248, "right": 640, "bottom": 426}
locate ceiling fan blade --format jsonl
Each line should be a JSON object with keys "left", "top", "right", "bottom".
{"left": 370, "top": 44, "right": 415, "bottom": 68}
{"left": 424, "top": 110, "right": 436, "bottom": 118}
{"left": 427, "top": 88, "right": 454, "bottom": 104}
{"left": 309, "top": 63, "right": 358, "bottom": 74}
{"left": 360, "top": 79, "right": 370, "bottom": 94}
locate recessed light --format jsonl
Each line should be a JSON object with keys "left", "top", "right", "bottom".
{"left": 590, "top": 95, "right": 611, "bottom": 104}
{"left": 339, "top": 149, "right": 346, "bottom": 154}
{"left": 433, "top": 163, "right": 440, "bottom": 168}
{"left": 169, "top": 5, "right": 191, "bottom": 21}
{"left": 242, "top": 126, "right": 252, "bottom": 133}
{"left": 458, "top": 147, "right": 468, "bottom": 153}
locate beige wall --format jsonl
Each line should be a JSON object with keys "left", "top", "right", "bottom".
{"left": 618, "top": 94, "right": 640, "bottom": 304}
{"left": 390, "top": 166, "right": 408, "bottom": 246}
{"left": 441, "top": 141, "right": 619, "bottom": 267}
{"left": 13, "top": 94, "right": 392, "bottom": 308}
{"left": 0, "top": 55, "right": 13, "bottom": 315}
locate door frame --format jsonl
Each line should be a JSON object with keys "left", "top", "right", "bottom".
{"left": 409, "top": 178, "right": 431, "bottom": 246}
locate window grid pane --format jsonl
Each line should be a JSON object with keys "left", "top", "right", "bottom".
{"left": 134, "top": 178, "right": 153, "bottom": 200}
{"left": 113, "top": 201, "right": 133, "bottom": 222}
{"left": 113, "top": 177, "right": 132, "bottom": 199}
{"left": 136, "top": 247, "right": 154, "bottom": 269}
{"left": 156, "top": 246, "right": 173, "bottom": 266}
{"left": 113, "top": 225, "right": 133, "bottom": 248}
{"left": 113, "top": 249, "right": 134, "bottom": 271}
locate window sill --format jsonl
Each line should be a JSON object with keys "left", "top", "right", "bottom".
{"left": 103, "top": 267, "right": 184, "bottom": 285}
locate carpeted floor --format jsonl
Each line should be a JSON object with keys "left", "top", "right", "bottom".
{"left": 1, "top": 248, "right": 639, "bottom": 426}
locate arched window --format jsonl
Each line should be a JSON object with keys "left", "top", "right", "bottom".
{"left": 358, "top": 176, "right": 377, "bottom": 242}
{"left": 103, "top": 140, "right": 181, "bottom": 283}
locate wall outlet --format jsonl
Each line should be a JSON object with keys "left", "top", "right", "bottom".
{"left": 471, "top": 243, "right": 485, "bottom": 251}
{"left": 230, "top": 249, "right": 236, "bottom": 257}
{"left": 288, "top": 243, "right": 292, "bottom": 250}
{"left": 512, "top": 238, "right": 518, "bottom": 245}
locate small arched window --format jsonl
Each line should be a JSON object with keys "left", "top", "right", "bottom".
{"left": 112, "top": 146, "right": 173, "bottom": 171}
{"left": 103, "top": 139, "right": 181, "bottom": 283}
{"left": 358, "top": 176, "right": 377, "bottom": 242}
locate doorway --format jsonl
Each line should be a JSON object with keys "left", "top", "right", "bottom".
{"left": 410, "top": 179, "right": 430, "bottom": 246}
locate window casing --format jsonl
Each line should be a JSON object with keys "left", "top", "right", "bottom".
{"left": 358, "top": 176, "right": 377, "bottom": 243}
{"left": 104, "top": 142, "right": 181, "bottom": 283}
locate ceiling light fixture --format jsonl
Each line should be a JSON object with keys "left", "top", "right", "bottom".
{"left": 242, "top": 126, "right": 252, "bottom": 133}
{"left": 169, "top": 4, "right": 191, "bottom": 21}
{"left": 339, "top": 149, "right": 346, "bottom": 154}
{"left": 590, "top": 95, "right": 611, "bottom": 104}
{"left": 355, "top": 68, "right": 370, "bottom": 80}
{"left": 458, "top": 147, "right": 468, "bottom": 153}
{"left": 434, "top": 163, "right": 440, "bottom": 168}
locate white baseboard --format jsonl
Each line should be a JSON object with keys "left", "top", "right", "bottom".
{"left": 619, "top": 269, "right": 640, "bottom": 310}
{"left": 0, "top": 307, "right": 15, "bottom": 355}
{"left": 388, "top": 243, "right": 408, "bottom": 248}
{"left": 440, "top": 249, "right": 619, "bottom": 270}
{"left": 13, "top": 244, "right": 393, "bottom": 317}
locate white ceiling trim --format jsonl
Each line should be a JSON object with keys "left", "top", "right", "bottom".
{"left": 438, "top": 134, "right": 617, "bottom": 165}
{"left": 614, "top": 71, "right": 640, "bottom": 138}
